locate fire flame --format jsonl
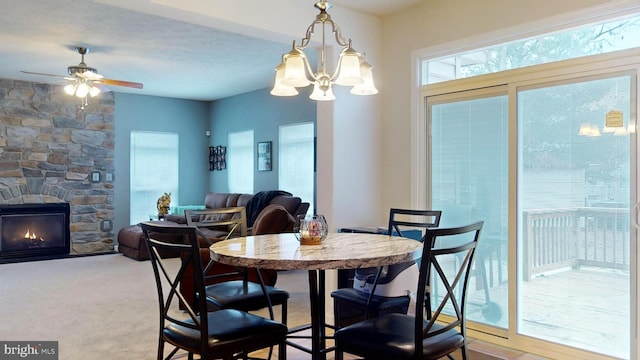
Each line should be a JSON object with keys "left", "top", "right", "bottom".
{"left": 24, "top": 229, "right": 44, "bottom": 242}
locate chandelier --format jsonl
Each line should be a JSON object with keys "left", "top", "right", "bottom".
{"left": 271, "top": 1, "right": 378, "bottom": 101}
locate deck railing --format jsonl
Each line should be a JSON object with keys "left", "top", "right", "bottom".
{"left": 522, "top": 207, "right": 630, "bottom": 280}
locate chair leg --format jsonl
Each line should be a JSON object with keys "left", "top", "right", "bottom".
{"left": 278, "top": 340, "right": 287, "bottom": 360}
{"left": 334, "top": 349, "right": 344, "bottom": 360}
{"left": 157, "top": 338, "right": 164, "bottom": 360}
{"left": 460, "top": 344, "right": 468, "bottom": 360}
{"left": 281, "top": 301, "right": 288, "bottom": 325}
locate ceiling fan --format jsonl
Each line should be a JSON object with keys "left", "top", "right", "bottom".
{"left": 21, "top": 47, "right": 143, "bottom": 109}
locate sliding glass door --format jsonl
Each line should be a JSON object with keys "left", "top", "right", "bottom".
{"left": 426, "top": 64, "right": 636, "bottom": 359}
{"left": 517, "top": 75, "right": 632, "bottom": 358}
{"left": 429, "top": 87, "right": 509, "bottom": 331}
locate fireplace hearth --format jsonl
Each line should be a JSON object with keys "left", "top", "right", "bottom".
{"left": 0, "top": 203, "right": 71, "bottom": 263}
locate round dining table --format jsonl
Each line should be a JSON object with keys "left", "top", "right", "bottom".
{"left": 210, "top": 232, "right": 423, "bottom": 360}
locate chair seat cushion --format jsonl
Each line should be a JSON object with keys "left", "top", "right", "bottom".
{"left": 205, "top": 280, "right": 290, "bottom": 311}
{"left": 164, "top": 308, "right": 288, "bottom": 355}
{"left": 334, "top": 313, "right": 464, "bottom": 360}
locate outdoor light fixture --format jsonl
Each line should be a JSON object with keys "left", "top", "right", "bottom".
{"left": 578, "top": 110, "right": 635, "bottom": 137}
{"left": 271, "top": 1, "right": 378, "bottom": 101}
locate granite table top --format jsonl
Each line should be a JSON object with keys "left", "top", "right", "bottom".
{"left": 209, "top": 232, "right": 423, "bottom": 271}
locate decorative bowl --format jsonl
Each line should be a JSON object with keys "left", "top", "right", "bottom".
{"left": 294, "top": 214, "right": 328, "bottom": 245}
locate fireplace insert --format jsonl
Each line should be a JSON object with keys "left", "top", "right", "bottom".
{"left": 0, "top": 203, "right": 71, "bottom": 262}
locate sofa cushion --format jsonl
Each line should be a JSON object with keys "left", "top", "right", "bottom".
{"left": 252, "top": 204, "right": 295, "bottom": 235}
{"left": 237, "top": 194, "right": 253, "bottom": 207}
{"left": 205, "top": 192, "right": 239, "bottom": 209}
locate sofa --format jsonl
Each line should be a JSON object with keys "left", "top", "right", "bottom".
{"left": 163, "top": 190, "right": 309, "bottom": 239}
{"left": 117, "top": 191, "right": 309, "bottom": 260}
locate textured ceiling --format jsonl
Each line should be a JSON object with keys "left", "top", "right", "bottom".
{"left": 0, "top": 0, "right": 424, "bottom": 101}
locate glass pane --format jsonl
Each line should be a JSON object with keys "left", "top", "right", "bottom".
{"left": 279, "top": 122, "right": 315, "bottom": 213}
{"left": 517, "top": 76, "right": 631, "bottom": 359}
{"left": 422, "top": 13, "right": 640, "bottom": 85}
{"left": 430, "top": 93, "right": 508, "bottom": 329}
{"left": 130, "top": 131, "right": 179, "bottom": 224}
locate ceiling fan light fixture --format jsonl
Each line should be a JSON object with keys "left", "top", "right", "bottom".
{"left": 75, "top": 82, "right": 90, "bottom": 98}
{"left": 271, "top": 1, "right": 376, "bottom": 101}
{"left": 89, "top": 86, "right": 101, "bottom": 97}
{"left": 64, "top": 84, "right": 76, "bottom": 95}
{"left": 21, "top": 46, "right": 143, "bottom": 109}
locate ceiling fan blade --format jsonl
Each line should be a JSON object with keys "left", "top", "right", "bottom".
{"left": 92, "top": 83, "right": 111, "bottom": 93}
{"left": 78, "top": 71, "right": 104, "bottom": 81}
{"left": 99, "top": 78, "right": 143, "bottom": 89}
{"left": 20, "top": 70, "right": 67, "bottom": 78}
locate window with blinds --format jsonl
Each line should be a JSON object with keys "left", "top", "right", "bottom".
{"left": 228, "top": 130, "right": 254, "bottom": 194}
{"left": 130, "top": 131, "right": 179, "bottom": 224}
{"left": 278, "top": 122, "right": 315, "bottom": 214}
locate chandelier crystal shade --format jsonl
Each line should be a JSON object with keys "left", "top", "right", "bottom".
{"left": 271, "top": 1, "right": 378, "bottom": 101}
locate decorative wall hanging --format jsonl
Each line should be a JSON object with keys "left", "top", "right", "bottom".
{"left": 209, "top": 146, "right": 226, "bottom": 171}
{"left": 257, "top": 141, "right": 272, "bottom": 171}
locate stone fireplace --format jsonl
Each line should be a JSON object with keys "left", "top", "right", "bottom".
{"left": 0, "top": 78, "right": 115, "bottom": 255}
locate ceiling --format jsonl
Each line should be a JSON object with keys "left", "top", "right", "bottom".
{"left": 0, "top": 0, "right": 424, "bottom": 101}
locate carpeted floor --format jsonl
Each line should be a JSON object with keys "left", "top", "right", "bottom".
{"left": 0, "top": 253, "right": 515, "bottom": 359}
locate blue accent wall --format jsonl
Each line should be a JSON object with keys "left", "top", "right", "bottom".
{"left": 208, "top": 88, "right": 316, "bottom": 192}
{"left": 113, "top": 89, "right": 315, "bottom": 234}
{"left": 114, "top": 93, "right": 210, "bottom": 233}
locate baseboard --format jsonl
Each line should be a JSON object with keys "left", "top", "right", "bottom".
{"left": 0, "top": 250, "right": 118, "bottom": 264}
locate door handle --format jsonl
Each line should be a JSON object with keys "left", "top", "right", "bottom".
{"left": 632, "top": 202, "right": 640, "bottom": 229}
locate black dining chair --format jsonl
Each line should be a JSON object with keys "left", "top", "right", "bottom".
{"left": 334, "top": 221, "right": 483, "bottom": 360}
{"left": 141, "top": 222, "right": 288, "bottom": 360}
{"left": 182, "top": 207, "right": 289, "bottom": 325}
{"left": 331, "top": 208, "right": 442, "bottom": 329}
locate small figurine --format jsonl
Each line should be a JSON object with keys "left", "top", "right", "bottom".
{"left": 157, "top": 192, "right": 171, "bottom": 217}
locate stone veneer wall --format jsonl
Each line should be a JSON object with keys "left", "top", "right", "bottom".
{"left": 0, "top": 78, "right": 115, "bottom": 254}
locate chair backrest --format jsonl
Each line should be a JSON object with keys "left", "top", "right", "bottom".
{"left": 387, "top": 208, "right": 442, "bottom": 240}
{"left": 414, "top": 221, "right": 483, "bottom": 353}
{"left": 354, "top": 208, "right": 442, "bottom": 293}
{"left": 252, "top": 204, "right": 296, "bottom": 235}
{"left": 185, "top": 207, "right": 247, "bottom": 240}
{"left": 140, "top": 222, "right": 210, "bottom": 353}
